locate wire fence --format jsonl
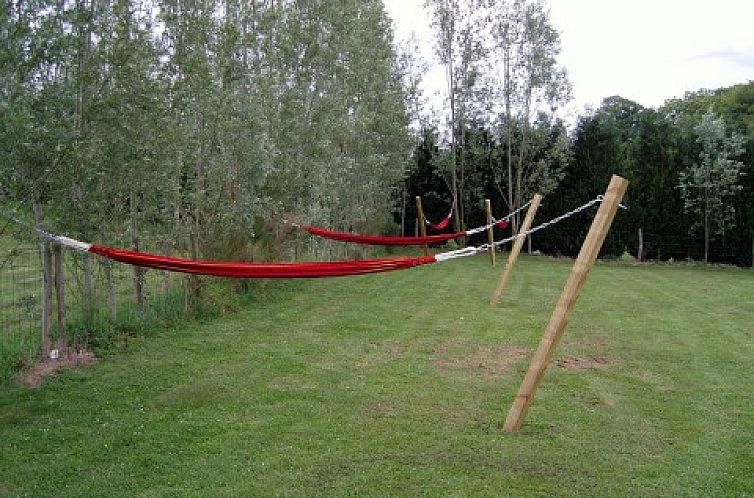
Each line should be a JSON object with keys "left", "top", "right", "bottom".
{"left": 1, "top": 241, "right": 186, "bottom": 382}
{"left": 529, "top": 226, "right": 752, "bottom": 266}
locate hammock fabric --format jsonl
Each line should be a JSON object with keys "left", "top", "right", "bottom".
{"left": 427, "top": 213, "right": 452, "bottom": 230}
{"left": 303, "top": 226, "right": 466, "bottom": 246}
{"left": 88, "top": 244, "right": 436, "bottom": 278}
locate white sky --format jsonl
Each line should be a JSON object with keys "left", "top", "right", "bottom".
{"left": 383, "top": 0, "right": 754, "bottom": 121}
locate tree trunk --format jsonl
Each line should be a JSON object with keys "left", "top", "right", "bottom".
{"left": 637, "top": 228, "right": 643, "bottom": 261}
{"left": 130, "top": 191, "right": 146, "bottom": 319}
{"left": 400, "top": 188, "right": 406, "bottom": 236}
{"left": 186, "top": 230, "right": 201, "bottom": 314}
{"left": 704, "top": 193, "right": 709, "bottom": 264}
{"left": 704, "top": 211, "right": 709, "bottom": 264}
{"left": 82, "top": 254, "right": 94, "bottom": 324}
{"left": 504, "top": 48, "right": 514, "bottom": 232}
{"left": 105, "top": 261, "right": 117, "bottom": 323}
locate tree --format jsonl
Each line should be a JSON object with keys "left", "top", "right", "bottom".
{"left": 424, "top": 0, "right": 487, "bottom": 234}
{"left": 489, "top": 0, "right": 570, "bottom": 228}
{"left": 679, "top": 109, "right": 746, "bottom": 263}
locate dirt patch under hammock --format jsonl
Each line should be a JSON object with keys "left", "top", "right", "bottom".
{"left": 431, "top": 340, "right": 531, "bottom": 378}
{"left": 556, "top": 356, "right": 610, "bottom": 370}
{"left": 17, "top": 349, "right": 97, "bottom": 388}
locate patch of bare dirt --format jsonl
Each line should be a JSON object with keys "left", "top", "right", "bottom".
{"left": 364, "top": 400, "right": 398, "bottom": 419}
{"left": 17, "top": 349, "right": 97, "bottom": 388}
{"left": 431, "top": 340, "right": 531, "bottom": 378}
{"left": 556, "top": 356, "right": 610, "bottom": 370}
{"left": 356, "top": 340, "right": 405, "bottom": 367}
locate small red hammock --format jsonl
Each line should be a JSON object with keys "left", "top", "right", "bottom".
{"left": 303, "top": 226, "right": 466, "bottom": 246}
{"left": 426, "top": 212, "right": 452, "bottom": 230}
{"left": 302, "top": 218, "right": 508, "bottom": 247}
{"left": 86, "top": 244, "right": 437, "bottom": 278}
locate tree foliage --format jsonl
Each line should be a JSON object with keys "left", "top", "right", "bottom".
{"left": 1, "top": 0, "right": 413, "bottom": 259}
{"left": 679, "top": 110, "right": 746, "bottom": 262}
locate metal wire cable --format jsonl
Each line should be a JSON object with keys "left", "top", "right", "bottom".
{"left": 435, "top": 196, "right": 605, "bottom": 261}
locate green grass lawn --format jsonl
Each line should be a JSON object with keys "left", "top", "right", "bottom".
{"left": 0, "top": 255, "right": 752, "bottom": 497}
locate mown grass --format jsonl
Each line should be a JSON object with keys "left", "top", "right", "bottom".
{"left": 0, "top": 254, "right": 752, "bottom": 497}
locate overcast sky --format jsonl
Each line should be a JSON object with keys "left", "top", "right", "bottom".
{"left": 383, "top": 0, "right": 754, "bottom": 120}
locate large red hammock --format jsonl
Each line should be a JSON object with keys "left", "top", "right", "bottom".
{"left": 88, "top": 244, "right": 437, "bottom": 278}
{"left": 303, "top": 226, "right": 466, "bottom": 246}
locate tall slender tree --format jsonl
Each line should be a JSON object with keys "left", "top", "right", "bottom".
{"left": 679, "top": 109, "right": 746, "bottom": 263}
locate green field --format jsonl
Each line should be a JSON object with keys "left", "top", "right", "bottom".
{"left": 0, "top": 255, "right": 752, "bottom": 496}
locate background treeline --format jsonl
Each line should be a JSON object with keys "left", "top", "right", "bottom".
{"left": 2, "top": 0, "right": 752, "bottom": 271}
{"left": 404, "top": 83, "right": 754, "bottom": 266}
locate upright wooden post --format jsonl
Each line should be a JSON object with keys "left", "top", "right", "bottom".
{"left": 485, "top": 199, "right": 496, "bottom": 266}
{"left": 53, "top": 244, "right": 67, "bottom": 348}
{"left": 637, "top": 228, "right": 643, "bottom": 261}
{"left": 490, "top": 194, "right": 542, "bottom": 305}
{"left": 503, "top": 175, "right": 628, "bottom": 432}
{"left": 32, "top": 196, "right": 52, "bottom": 357}
{"left": 415, "top": 196, "right": 430, "bottom": 257}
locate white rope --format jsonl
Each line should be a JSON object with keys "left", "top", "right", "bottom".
{"left": 434, "top": 196, "right": 604, "bottom": 262}
{"left": 52, "top": 235, "right": 92, "bottom": 252}
{"left": 434, "top": 246, "right": 480, "bottom": 262}
{"left": 465, "top": 200, "right": 533, "bottom": 235}
{"left": 1, "top": 210, "right": 94, "bottom": 253}
{"left": 281, "top": 218, "right": 301, "bottom": 228}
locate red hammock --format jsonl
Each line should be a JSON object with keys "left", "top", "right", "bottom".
{"left": 303, "top": 226, "right": 466, "bottom": 246}
{"left": 427, "top": 213, "right": 452, "bottom": 230}
{"left": 89, "top": 244, "right": 437, "bottom": 278}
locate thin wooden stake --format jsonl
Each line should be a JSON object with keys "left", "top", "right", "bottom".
{"left": 416, "top": 196, "right": 430, "bottom": 257}
{"left": 490, "top": 194, "right": 542, "bottom": 305}
{"left": 485, "top": 199, "right": 495, "bottom": 266}
{"left": 503, "top": 175, "right": 628, "bottom": 432}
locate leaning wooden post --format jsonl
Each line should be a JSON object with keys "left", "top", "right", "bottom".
{"left": 490, "top": 194, "right": 542, "bottom": 305}
{"left": 485, "top": 199, "right": 496, "bottom": 266}
{"left": 415, "top": 196, "right": 430, "bottom": 257}
{"left": 53, "top": 243, "right": 67, "bottom": 348}
{"left": 503, "top": 175, "right": 628, "bottom": 432}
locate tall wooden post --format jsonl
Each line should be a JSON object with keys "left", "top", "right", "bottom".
{"left": 53, "top": 244, "right": 67, "bottom": 348}
{"left": 503, "top": 175, "right": 628, "bottom": 432}
{"left": 485, "top": 199, "right": 496, "bottom": 266}
{"left": 416, "top": 196, "right": 430, "bottom": 257}
{"left": 490, "top": 194, "right": 542, "bottom": 305}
